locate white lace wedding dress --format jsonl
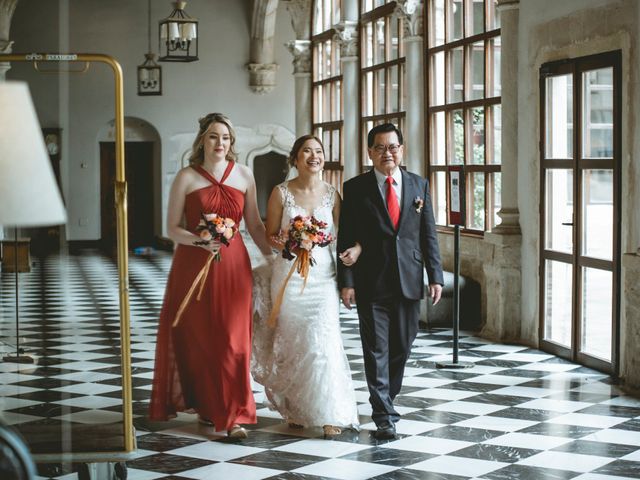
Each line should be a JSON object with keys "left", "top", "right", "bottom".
{"left": 252, "top": 181, "right": 359, "bottom": 428}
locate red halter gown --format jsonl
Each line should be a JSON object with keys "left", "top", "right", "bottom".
{"left": 149, "top": 162, "right": 256, "bottom": 430}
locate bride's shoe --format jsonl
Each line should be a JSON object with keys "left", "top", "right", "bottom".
{"left": 227, "top": 424, "right": 249, "bottom": 439}
{"left": 323, "top": 425, "right": 341, "bottom": 438}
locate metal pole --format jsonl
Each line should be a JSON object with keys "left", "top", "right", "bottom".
{"left": 14, "top": 227, "right": 19, "bottom": 357}
{"left": 453, "top": 224, "right": 460, "bottom": 363}
{"left": 436, "top": 223, "right": 472, "bottom": 369}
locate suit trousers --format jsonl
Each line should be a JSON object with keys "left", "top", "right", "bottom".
{"left": 357, "top": 296, "right": 420, "bottom": 426}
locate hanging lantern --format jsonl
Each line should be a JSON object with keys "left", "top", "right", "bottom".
{"left": 159, "top": 1, "right": 198, "bottom": 62}
{"left": 138, "top": 53, "right": 162, "bottom": 95}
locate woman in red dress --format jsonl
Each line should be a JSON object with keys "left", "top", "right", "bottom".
{"left": 150, "top": 113, "right": 273, "bottom": 438}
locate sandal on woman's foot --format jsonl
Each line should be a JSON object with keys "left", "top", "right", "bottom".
{"left": 323, "top": 425, "right": 341, "bottom": 437}
{"left": 288, "top": 422, "right": 304, "bottom": 429}
{"left": 227, "top": 425, "right": 248, "bottom": 439}
{"left": 198, "top": 416, "right": 214, "bottom": 427}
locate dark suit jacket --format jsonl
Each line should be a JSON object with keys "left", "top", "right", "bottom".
{"left": 337, "top": 169, "right": 444, "bottom": 302}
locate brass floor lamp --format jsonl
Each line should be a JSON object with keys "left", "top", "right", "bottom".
{"left": 0, "top": 81, "right": 67, "bottom": 363}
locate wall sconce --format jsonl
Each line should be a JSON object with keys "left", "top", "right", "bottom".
{"left": 159, "top": 1, "right": 198, "bottom": 62}
{"left": 138, "top": 53, "right": 162, "bottom": 96}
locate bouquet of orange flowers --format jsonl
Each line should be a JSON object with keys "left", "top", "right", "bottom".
{"left": 173, "top": 212, "right": 236, "bottom": 328}
{"left": 280, "top": 215, "right": 333, "bottom": 263}
{"left": 268, "top": 215, "right": 333, "bottom": 328}
{"left": 193, "top": 213, "right": 237, "bottom": 262}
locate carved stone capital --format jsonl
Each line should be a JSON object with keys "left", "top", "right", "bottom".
{"left": 333, "top": 21, "right": 359, "bottom": 58}
{"left": 0, "top": 0, "right": 19, "bottom": 38}
{"left": 285, "top": 40, "right": 311, "bottom": 74}
{"left": 0, "top": 39, "right": 13, "bottom": 52}
{"left": 246, "top": 63, "right": 279, "bottom": 94}
{"left": 394, "top": 0, "right": 423, "bottom": 39}
{"left": 492, "top": 207, "right": 521, "bottom": 234}
{"left": 281, "top": 0, "right": 311, "bottom": 40}
{"left": 497, "top": 0, "right": 520, "bottom": 10}
{"left": 0, "top": 39, "right": 13, "bottom": 80}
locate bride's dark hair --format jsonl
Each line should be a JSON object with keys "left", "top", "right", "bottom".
{"left": 288, "top": 134, "right": 325, "bottom": 168}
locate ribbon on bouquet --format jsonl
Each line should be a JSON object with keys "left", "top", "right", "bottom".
{"left": 266, "top": 249, "right": 311, "bottom": 328}
{"left": 172, "top": 254, "right": 215, "bottom": 328}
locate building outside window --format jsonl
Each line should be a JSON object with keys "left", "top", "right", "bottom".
{"left": 360, "top": 0, "right": 405, "bottom": 171}
{"left": 426, "top": 0, "right": 501, "bottom": 232}
{"left": 312, "top": 0, "right": 344, "bottom": 190}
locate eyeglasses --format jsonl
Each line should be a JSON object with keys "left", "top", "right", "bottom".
{"left": 372, "top": 144, "right": 400, "bottom": 154}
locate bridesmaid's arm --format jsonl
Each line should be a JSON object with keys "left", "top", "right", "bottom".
{"left": 241, "top": 167, "right": 273, "bottom": 256}
{"left": 265, "top": 187, "right": 285, "bottom": 251}
{"left": 166, "top": 168, "right": 216, "bottom": 252}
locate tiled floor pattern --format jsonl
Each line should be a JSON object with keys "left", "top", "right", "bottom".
{"left": 1, "top": 249, "right": 640, "bottom": 479}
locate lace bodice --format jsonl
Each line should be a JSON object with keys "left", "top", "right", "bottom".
{"left": 277, "top": 181, "right": 336, "bottom": 234}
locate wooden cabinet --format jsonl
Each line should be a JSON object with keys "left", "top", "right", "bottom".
{"left": 1, "top": 238, "right": 31, "bottom": 272}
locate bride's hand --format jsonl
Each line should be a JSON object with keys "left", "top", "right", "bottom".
{"left": 339, "top": 242, "right": 361, "bottom": 267}
{"left": 269, "top": 233, "right": 286, "bottom": 251}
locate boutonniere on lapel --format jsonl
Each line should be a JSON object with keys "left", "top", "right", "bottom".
{"left": 413, "top": 196, "right": 424, "bottom": 213}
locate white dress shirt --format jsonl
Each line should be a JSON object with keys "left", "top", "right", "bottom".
{"left": 374, "top": 167, "right": 402, "bottom": 207}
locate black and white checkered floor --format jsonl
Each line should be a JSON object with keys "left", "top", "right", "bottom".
{"left": 1, "top": 249, "right": 640, "bottom": 479}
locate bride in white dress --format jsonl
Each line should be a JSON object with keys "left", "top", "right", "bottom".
{"left": 252, "top": 135, "right": 360, "bottom": 437}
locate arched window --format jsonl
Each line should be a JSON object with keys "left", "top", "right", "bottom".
{"left": 360, "top": 0, "right": 405, "bottom": 171}
{"left": 312, "top": 0, "right": 343, "bottom": 189}
{"left": 426, "top": 0, "right": 501, "bottom": 232}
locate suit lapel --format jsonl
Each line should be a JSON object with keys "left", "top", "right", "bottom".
{"left": 398, "top": 169, "right": 416, "bottom": 230}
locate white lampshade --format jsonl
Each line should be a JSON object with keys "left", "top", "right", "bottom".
{"left": 0, "top": 81, "right": 67, "bottom": 227}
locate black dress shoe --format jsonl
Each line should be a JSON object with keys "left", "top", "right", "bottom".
{"left": 373, "top": 421, "right": 396, "bottom": 440}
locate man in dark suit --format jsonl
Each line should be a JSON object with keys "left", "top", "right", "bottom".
{"left": 337, "top": 123, "right": 443, "bottom": 440}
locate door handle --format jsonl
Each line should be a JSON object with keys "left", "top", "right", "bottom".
{"left": 561, "top": 222, "right": 574, "bottom": 226}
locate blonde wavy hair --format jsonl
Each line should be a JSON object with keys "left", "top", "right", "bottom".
{"left": 188, "top": 112, "right": 237, "bottom": 166}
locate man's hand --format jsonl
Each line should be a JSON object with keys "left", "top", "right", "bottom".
{"left": 429, "top": 283, "right": 442, "bottom": 305}
{"left": 340, "top": 287, "right": 356, "bottom": 309}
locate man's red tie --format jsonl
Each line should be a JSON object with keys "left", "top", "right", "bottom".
{"left": 386, "top": 176, "right": 400, "bottom": 229}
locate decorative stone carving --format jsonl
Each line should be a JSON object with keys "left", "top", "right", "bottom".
{"left": 333, "top": 21, "right": 358, "bottom": 58}
{"left": 281, "top": 0, "right": 311, "bottom": 40}
{"left": 496, "top": 0, "right": 520, "bottom": 10}
{"left": 285, "top": 40, "right": 311, "bottom": 75}
{"left": 0, "top": 0, "right": 19, "bottom": 37}
{"left": 394, "top": 0, "right": 423, "bottom": 39}
{"left": 248, "top": 0, "right": 279, "bottom": 92}
{"left": 0, "top": 0, "right": 18, "bottom": 81}
{"left": 246, "top": 62, "right": 279, "bottom": 94}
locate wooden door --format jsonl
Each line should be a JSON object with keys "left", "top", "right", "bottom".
{"left": 100, "top": 142, "right": 155, "bottom": 249}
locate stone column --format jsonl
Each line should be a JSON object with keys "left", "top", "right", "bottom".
{"left": 247, "top": 0, "right": 279, "bottom": 93}
{"left": 482, "top": 0, "right": 522, "bottom": 342}
{"left": 335, "top": 21, "right": 359, "bottom": 181}
{"left": 285, "top": 40, "right": 311, "bottom": 136}
{"left": 0, "top": 0, "right": 18, "bottom": 80}
{"left": 493, "top": 0, "right": 520, "bottom": 233}
{"left": 283, "top": 0, "right": 312, "bottom": 135}
{"left": 622, "top": 253, "right": 640, "bottom": 390}
{"left": 394, "top": 0, "right": 424, "bottom": 176}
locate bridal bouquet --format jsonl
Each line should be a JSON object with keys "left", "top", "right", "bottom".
{"left": 173, "top": 212, "right": 237, "bottom": 328}
{"left": 281, "top": 215, "right": 333, "bottom": 262}
{"left": 193, "top": 213, "right": 237, "bottom": 262}
{"left": 268, "top": 215, "right": 333, "bottom": 328}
